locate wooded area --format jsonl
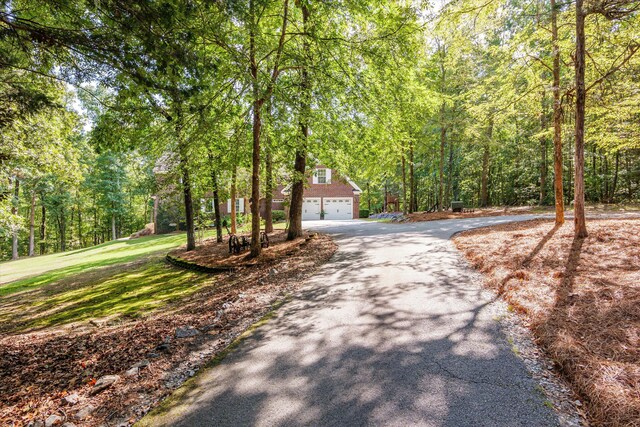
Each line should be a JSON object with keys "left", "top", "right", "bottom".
{"left": 1, "top": 0, "right": 639, "bottom": 260}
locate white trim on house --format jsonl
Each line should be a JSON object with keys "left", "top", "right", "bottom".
{"left": 345, "top": 176, "right": 362, "bottom": 195}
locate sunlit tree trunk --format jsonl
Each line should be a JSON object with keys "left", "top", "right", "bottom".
{"left": 11, "top": 178, "right": 19, "bottom": 260}
{"left": 551, "top": 0, "right": 565, "bottom": 224}
{"left": 111, "top": 211, "right": 116, "bottom": 241}
{"left": 28, "top": 190, "right": 36, "bottom": 256}
{"left": 40, "top": 204, "right": 46, "bottom": 255}
{"left": 539, "top": 90, "right": 548, "bottom": 205}
{"left": 439, "top": 106, "right": 446, "bottom": 212}
{"left": 574, "top": 0, "right": 588, "bottom": 237}
{"left": 409, "top": 141, "right": 415, "bottom": 213}
{"left": 610, "top": 151, "right": 619, "bottom": 203}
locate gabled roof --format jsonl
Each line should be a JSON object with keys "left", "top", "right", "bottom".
{"left": 281, "top": 166, "right": 361, "bottom": 195}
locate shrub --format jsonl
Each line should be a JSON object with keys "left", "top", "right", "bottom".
{"left": 359, "top": 209, "right": 370, "bottom": 218}
{"left": 272, "top": 210, "right": 286, "bottom": 222}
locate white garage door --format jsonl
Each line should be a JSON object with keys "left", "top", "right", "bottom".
{"left": 323, "top": 197, "right": 353, "bottom": 220}
{"left": 302, "top": 198, "right": 321, "bottom": 220}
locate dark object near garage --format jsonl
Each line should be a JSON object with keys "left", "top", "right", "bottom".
{"left": 451, "top": 201, "right": 464, "bottom": 213}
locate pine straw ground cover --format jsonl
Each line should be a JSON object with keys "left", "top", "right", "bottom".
{"left": 453, "top": 219, "right": 640, "bottom": 426}
{"left": 407, "top": 206, "right": 548, "bottom": 222}
{"left": 0, "top": 232, "right": 336, "bottom": 427}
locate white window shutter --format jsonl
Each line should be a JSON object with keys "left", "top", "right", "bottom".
{"left": 312, "top": 170, "right": 318, "bottom": 184}
{"left": 227, "top": 199, "right": 231, "bottom": 212}
{"left": 239, "top": 198, "right": 245, "bottom": 213}
{"left": 326, "top": 169, "right": 332, "bottom": 184}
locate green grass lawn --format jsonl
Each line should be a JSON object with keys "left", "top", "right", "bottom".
{"left": 0, "top": 232, "right": 218, "bottom": 331}
{"left": 0, "top": 232, "right": 202, "bottom": 294}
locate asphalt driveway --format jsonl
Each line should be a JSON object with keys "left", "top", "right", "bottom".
{"left": 141, "top": 216, "right": 559, "bottom": 426}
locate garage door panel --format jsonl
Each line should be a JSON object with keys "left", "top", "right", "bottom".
{"left": 302, "top": 198, "right": 321, "bottom": 220}
{"left": 323, "top": 197, "right": 352, "bottom": 220}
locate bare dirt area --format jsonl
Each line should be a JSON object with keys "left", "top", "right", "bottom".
{"left": 0, "top": 232, "right": 336, "bottom": 427}
{"left": 453, "top": 218, "right": 640, "bottom": 426}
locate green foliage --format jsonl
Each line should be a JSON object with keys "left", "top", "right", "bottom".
{"left": 271, "top": 210, "right": 286, "bottom": 222}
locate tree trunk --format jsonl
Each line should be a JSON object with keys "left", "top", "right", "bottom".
{"left": 383, "top": 181, "right": 388, "bottom": 212}
{"left": 287, "top": 2, "right": 310, "bottom": 241}
{"left": 551, "top": 0, "right": 565, "bottom": 224}
{"left": 40, "top": 204, "right": 46, "bottom": 255}
{"left": 409, "top": 142, "right": 415, "bottom": 213}
{"left": 401, "top": 154, "right": 407, "bottom": 214}
{"left": 153, "top": 196, "right": 159, "bottom": 234}
{"left": 574, "top": 0, "right": 588, "bottom": 237}
{"left": 539, "top": 91, "right": 548, "bottom": 205}
{"left": 11, "top": 178, "right": 19, "bottom": 260}
{"left": 447, "top": 138, "right": 453, "bottom": 207}
{"left": 59, "top": 209, "right": 66, "bottom": 252}
{"left": 264, "top": 125, "right": 274, "bottom": 233}
{"left": 28, "top": 190, "right": 36, "bottom": 256}
{"left": 610, "top": 151, "right": 619, "bottom": 203}
{"left": 287, "top": 151, "right": 306, "bottom": 240}
{"left": 248, "top": 0, "right": 262, "bottom": 257}
{"left": 439, "top": 107, "right": 446, "bottom": 212}
{"left": 111, "top": 210, "right": 116, "bottom": 241}
{"left": 230, "top": 165, "right": 237, "bottom": 234}
{"left": 77, "top": 204, "right": 82, "bottom": 248}
{"left": 206, "top": 149, "right": 224, "bottom": 242}
{"left": 626, "top": 154, "right": 632, "bottom": 200}
{"left": 249, "top": 96, "right": 263, "bottom": 257}
{"left": 481, "top": 146, "right": 490, "bottom": 208}
{"left": 176, "top": 107, "right": 196, "bottom": 251}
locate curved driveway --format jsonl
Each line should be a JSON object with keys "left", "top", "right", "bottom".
{"left": 145, "top": 216, "right": 559, "bottom": 426}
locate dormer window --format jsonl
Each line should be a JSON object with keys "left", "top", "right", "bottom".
{"left": 317, "top": 168, "right": 327, "bottom": 184}
{"left": 312, "top": 168, "right": 332, "bottom": 184}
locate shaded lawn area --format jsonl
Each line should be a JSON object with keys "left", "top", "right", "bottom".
{"left": 0, "top": 232, "right": 213, "bottom": 296}
{"left": 0, "top": 258, "right": 208, "bottom": 332}
{"left": 453, "top": 218, "right": 640, "bottom": 426}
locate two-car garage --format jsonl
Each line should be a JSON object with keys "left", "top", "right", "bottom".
{"left": 302, "top": 197, "right": 354, "bottom": 220}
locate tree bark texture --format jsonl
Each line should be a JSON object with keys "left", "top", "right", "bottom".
{"left": 439, "top": 108, "right": 446, "bottom": 212}
{"left": 12, "top": 178, "right": 19, "bottom": 260}
{"left": 287, "top": 1, "right": 309, "bottom": 241}
{"left": 176, "top": 109, "right": 196, "bottom": 251}
{"left": 574, "top": 0, "right": 588, "bottom": 237}
{"left": 29, "top": 190, "right": 36, "bottom": 256}
{"left": 552, "top": 0, "right": 565, "bottom": 224}
{"left": 540, "top": 91, "right": 548, "bottom": 205}
{"left": 40, "top": 204, "right": 46, "bottom": 255}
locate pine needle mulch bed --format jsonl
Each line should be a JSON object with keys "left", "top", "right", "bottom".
{"left": 407, "top": 206, "right": 548, "bottom": 222}
{"left": 0, "top": 232, "right": 336, "bottom": 427}
{"left": 169, "top": 230, "right": 314, "bottom": 268}
{"left": 453, "top": 218, "right": 640, "bottom": 426}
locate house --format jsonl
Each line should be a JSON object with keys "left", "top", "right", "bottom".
{"left": 283, "top": 165, "right": 362, "bottom": 220}
{"left": 204, "top": 166, "right": 361, "bottom": 221}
